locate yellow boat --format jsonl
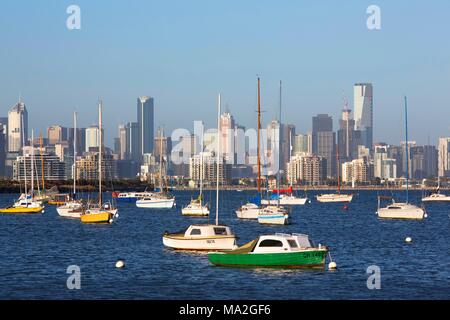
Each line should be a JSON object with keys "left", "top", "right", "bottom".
{"left": 80, "top": 208, "right": 116, "bottom": 224}
{"left": 0, "top": 206, "right": 44, "bottom": 214}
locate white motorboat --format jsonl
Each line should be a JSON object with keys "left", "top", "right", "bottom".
{"left": 236, "top": 202, "right": 261, "bottom": 219}
{"left": 258, "top": 205, "right": 289, "bottom": 225}
{"left": 316, "top": 193, "right": 353, "bottom": 203}
{"left": 262, "top": 194, "right": 309, "bottom": 205}
{"left": 136, "top": 194, "right": 176, "bottom": 209}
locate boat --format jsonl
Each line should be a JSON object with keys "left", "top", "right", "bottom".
{"left": 162, "top": 94, "right": 237, "bottom": 251}
{"left": 1, "top": 128, "right": 44, "bottom": 214}
{"left": 113, "top": 191, "right": 154, "bottom": 203}
{"left": 235, "top": 77, "right": 263, "bottom": 219}
{"left": 182, "top": 152, "right": 209, "bottom": 216}
{"left": 136, "top": 129, "right": 176, "bottom": 209}
{"left": 58, "top": 111, "right": 84, "bottom": 218}
{"left": 261, "top": 186, "right": 309, "bottom": 205}
{"left": 80, "top": 101, "right": 118, "bottom": 224}
{"left": 377, "top": 97, "right": 425, "bottom": 220}
{"left": 258, "top": 205, "right": 289, "bottom": 225}
{"left": 422, "top": 192, "right": 450, "bottom": 202}
{"left": 48, "top": 194, "right": 70, "bottom": 206}
{"left": 208, "top": 233, "right": 328, "bottom": 269}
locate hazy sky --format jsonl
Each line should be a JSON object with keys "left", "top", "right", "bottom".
{"left": 1, "top": 0, "right": 450, "bottom": 147}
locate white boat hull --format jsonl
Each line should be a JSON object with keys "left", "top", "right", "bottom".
{"left": 377, "top": 203, "right": 425, "bottom": 220}
{"left": 236, "top": 207, "right": 260, "bottom": 219}
{"left": 257, "top": 214, "right": 289, "bottom": 225}
{"left": 261, "top": 197, "right": 308, "bottom": 206}
{"left": 57, "top": 207, "right": 82, "bottom": 218}
{"left": 136, "top": 198, "right": 175, "bottom": 209}
{"left": 181, "top": 206, "right": 210, "bottom": 216}
{"left": 422, "top": 194, "right": 450, "bottom": 202}
{"left": 316, "top": 194, "right": 353, "bottom": 203}
{"left": 162, "top": 236, "right": 237, "bottom": 251}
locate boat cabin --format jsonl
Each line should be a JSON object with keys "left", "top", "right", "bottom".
{"left": 183, "top": 224, "right": 234, "bottom": 238}
{"left": 250, "top": 233, "right": 318, "bottom": 254}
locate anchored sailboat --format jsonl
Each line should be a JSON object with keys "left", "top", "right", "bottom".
{"left": 80, "top": 101, "right": 118, "bottom": 224}
{"left": 57, "top": 111, "right": 84, "bottom": 218}
{"left": 163, "top": 94, "right": 237, "bottom": 251}
{"left": 422, "top": 156, "right": 450, "bottom": 202}
{"left": 377, "top": 97, "right": 425, "bottom": 220}
{"left": 182, "top": 152, "right": 210, "bottom": 216}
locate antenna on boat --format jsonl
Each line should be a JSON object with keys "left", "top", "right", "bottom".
{"left": 215, "top": 94, "right": 221, "bottom": 226}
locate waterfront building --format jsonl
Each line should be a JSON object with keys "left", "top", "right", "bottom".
{"left": 76, "top": 152, "right": 116, "bottom": 180}
{"left": 13, "top": 151, "right": 67, "bottom": 181}
{"left": 341, "top": 158, "right": 372, "bottom": 184}
{"left": 189, "top": 151, "right": 231, "bottom": 185}
{"left": 312, "top": 114, "right": 335, "bottom": 178}
{"left": 287, "top": 154, "right": 326, "bottom": 186}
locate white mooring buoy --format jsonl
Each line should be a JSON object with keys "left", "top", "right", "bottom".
{"left": 405, "top": 237, "right": 412, "bottom": 243}
{"left": 115, "top": 260, "right": 125, "bottom": 268}
{"left": 328, "top": 261, "right": 337, "bottom": 270}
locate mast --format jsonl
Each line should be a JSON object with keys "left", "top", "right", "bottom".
{"left": 215, "top": 94, "right": 221, "bottom": 226}
{"left": 40, "top": 133, "right": 45, "bottom": 192}
{"left": 159, "top": 128, "right": 163, "bottom": 193}
{"left": 337, "top": 143, "right": 340, "bottom": 194}
{"left": 257, "top": 77, "right": 261, "bottom": 193}
{"left": 404, "top": 96, "right": 409, "bottom": 204}
{"left": 21, "top": 114, "right": 28, "bottom": 205}
{"left": 277, "top": 80, "right": 282, "bottom": 206}
{"left": 200, "top": 151, "right": 203, "bottom": 205}
{"left": 31, "top": 129, "right": 34, "bottom": 198}
{"left": 73, "top": 111, "right": 77, "bottom": 197}
{"left": 98, "top": 101, "right": 102, "bottom": 206}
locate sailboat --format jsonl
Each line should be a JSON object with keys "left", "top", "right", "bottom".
{"left": 182, "top": 152, "right": 210, "bottom": 216}
{"left": 162, "top": 94, "right": 237, "bottom": 251}
{"left": 57, "top": 111, "right": 84, "bottom": 218}
{"left": 80, "top": 101, "right": 118, "bottom": 224}
{"left": 136, "top": 129, "right": 176, "bottom": 209}
{"left": 236, "top": 77, "right": 263, "bottom": 219}
{"left": 316, "top": 142, "right": 353, "bottom": 203}
{"left": 422, "top": 157, "right": 450, "bottom": 202}
{"left": 258, "top": 80, "right": 289, "bottom": 225}
{"left": 0, "top": 127, "right": 44, "bottom": 214}
{"left": 377, "top": 97, "right": 425, "bottom": 220}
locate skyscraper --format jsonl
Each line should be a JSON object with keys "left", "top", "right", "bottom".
{"left": 8, "top": 100, "right": 28, "bottom": 152}
{"left": 47, "top": 125, "right": 67, "bottom": 145}
{"left": 438, "top": 137, "right": 450, "bottom": 177}
{"left": 85, "top": 125, "right": 100, "bottom": 152}
{"left": 118, "top": 124, "right": 127, "bottom": 160}
{"left": 137, "top": 96, "right": 154, "bottom": 158}
{"left": 219, "top": 111, "right": 235, "bottom": 164}
{"left": 126, "top": 122, "right": 140, "bottom": 161}
{"left": 354, "top": 83, "right": 373, "bottom": 149}
{"left": 312, "top": 114, "right": 335, "bottom": 178}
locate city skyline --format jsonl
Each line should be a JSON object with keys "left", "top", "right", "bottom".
{"left": 1, "top": 1, "right": 450, "bottom": 147}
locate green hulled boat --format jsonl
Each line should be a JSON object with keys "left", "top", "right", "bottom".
{"left": 208, "top": 233, "right": 328, "bottom": 269}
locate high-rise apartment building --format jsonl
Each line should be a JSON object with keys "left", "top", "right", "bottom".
{"left": 353, "top": 83, "right": 373, "bottom": 149}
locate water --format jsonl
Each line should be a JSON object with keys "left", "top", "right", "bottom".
{"left": 0, "top": 190, "right": 449, "bottom": 300}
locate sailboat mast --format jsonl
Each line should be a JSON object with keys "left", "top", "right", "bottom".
{"left": 73, "top": 111, "right": 77, "bottom": 197}
{"left": 337, "top": 143, "right": 340, "bottom": 194}
{"left": 200, "top": 151, "right": 203, "bottom": 205}
{"left": 21, "top": 114, "right": 28, "bottom": 205}
{"left": 277, "top": 80, "right": 282, "bottom": 206}
{"left": 257, "top": 77, "right": 261, "bottom": 193}
{"left": 40, "top": 133, "right": 45, "bottom": 192}
{"left": 215, "top": 94, "right": 221, "bottom": 226}
{"left": 98, "top": 101, "right": 103, "bottom": 206}
{"left": 404, "top": 96, "right": 409, "bottom": 204}
{"left": 159, "top": 128, "right": 163, "bottom": 192}
{"left": 31, "top": 129, "right": 34, "bottom": 198}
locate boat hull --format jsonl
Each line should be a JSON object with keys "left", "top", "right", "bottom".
{"left": 316, "top": 194, "right": 353, "bottom": 203}
{"left": 136, "top": 199, "right": 175, "bottom": 209}
{"left": 236, "top": 208, "right": 260, "bottom": 219}
{"left": 377, "top": 208, "right": 425, "bottom": 220}
{"left": 163, "top": 235, "right": 237, "bottom": 251}
{"left": 261, "top": 197, "right": 308, "bottom": 206}
{"left": 81, "top": 211, "right": 115, "bottom": 224}
{"left": 181, "top": 207, "right": 210, "bottom": 216}
{"left": 0, "top": 207, "right": 44, "bottom": 214}
{"left": 257, "top": 215, "right": 289, "bottom": 225}
{"left": 422, "top": 195, "right": 450, "bottom": 202}
{"left": 208, "top": 249, "right": 328, "bottom": 268}
{"left": 116, "top": 197, "right": 138, "bottom": 203}
{"left": 57, "top": 207, "right": 82, "bottom": 218}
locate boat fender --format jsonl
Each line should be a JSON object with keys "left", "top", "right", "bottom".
{"left": 405, "top": 237, "right": 412, "bottom": 243}
{"left": 328, "top": 262, "right": 337, "bottom": 270}
{"left": 115, "top": 260, "right": 125, "bottom": 268}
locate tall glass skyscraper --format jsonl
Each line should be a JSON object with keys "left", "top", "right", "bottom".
{"left": 137, "top": 96, "right": 154, "bottom": 158}
{"left": 353, "top": 83, "right": 373, "bottom": 150}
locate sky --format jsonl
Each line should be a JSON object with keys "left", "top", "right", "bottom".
{"left": 1, "top": 0, "right": 450, "bottom": 147}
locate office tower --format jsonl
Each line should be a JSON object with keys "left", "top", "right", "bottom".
{"left": 374, "top": 144, "right": 397, "bottom": 180}
{"left": 68, "top": 127, "right": 86, "bottom": 156}
{"left": 281, "top": 124, "right": 295, "bottom": 172}
{"left": 137, "top": 96, "right": 154, "bottom": 157}
{"left": 293, "top": 133, "right": 312, "bottom": 155}
{"left": 423, "top": 145, "right": 438, "bottom": 178}
{"left": 438, "top": 138, "right": 450, "bottom": 177}
{"left": 85, "top": 125, "right": 100, "bottom": 152}
{"left": 47, "top": 125, "right": 68, "bottom": 145}
{"left": 8, "top": 100, "right": 28, "bottom": 152}
{"left": 337, "top": 100, "right": 360, "bottom": 163}
{"left": 234, "top": 124, "right": 246, "bottom": 165}
{"left": 266, "top": 120, "right": 281, "bottom": 175}
{"left": 154, "top": 128, "right": 172, "bottom": 162}
{"left": 118, "top": 124, "right": 127, "bottom": 160}
{"left": 219, "top": 111, "right": 235, "bottom": 164}
{"left": 126, "top": 122, "right": 140, "bottom": 161}
{"left": 287, "top": 154, "right": 326, "bottom": 186}
{"left": 312, "top": 114, "right": 335, "bottom": 178}
{"left": 354, "top": 83, "right": 373, "bottom": 149}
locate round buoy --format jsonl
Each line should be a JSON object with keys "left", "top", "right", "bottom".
{"left": 115, "top": 260, "right": 125, "bottom": 268}
{"left": 424, "top": 213, "right": 428, "bottom": 218}
{"left": 328, "top": 261, "right": 337, "bottom": 270}
{"left": 405, "top": 237, "right": 412, "bottom": 243}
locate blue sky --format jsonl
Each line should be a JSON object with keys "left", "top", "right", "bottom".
{"left": 1, "top": 0, "right": 450, "bottom": 147}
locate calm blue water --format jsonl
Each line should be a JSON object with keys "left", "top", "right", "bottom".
{"left": 0, "top": 190, "right": 449, "bottom": 300}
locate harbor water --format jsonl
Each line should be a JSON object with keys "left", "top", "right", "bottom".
{"left": 0, "top": 190, "right": 449, "bottom": 299}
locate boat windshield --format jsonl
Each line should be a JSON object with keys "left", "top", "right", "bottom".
{"left": 214, "top": 227, "right": 228, "bottom": 235}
